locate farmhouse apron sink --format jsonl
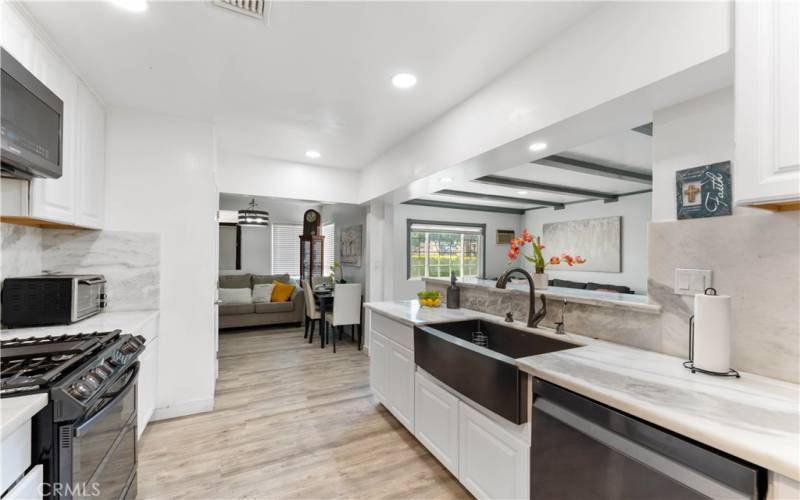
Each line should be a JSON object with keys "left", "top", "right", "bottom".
{"left": 414, "top": 319, "right": 578, "bottom": 424}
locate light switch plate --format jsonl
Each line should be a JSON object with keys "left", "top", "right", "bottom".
{"left": 674, "top": 268, "right": 713, "bottom": 296}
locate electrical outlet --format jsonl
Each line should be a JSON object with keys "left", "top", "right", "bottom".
{"left": 673, "top": 268, "right": 713, "bottom": 296}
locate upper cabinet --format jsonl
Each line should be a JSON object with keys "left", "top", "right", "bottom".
{"left": 734, "top": 0, "right": 800, "bottom": 210}
{"left": 1, "top": 3, "right": 105, "bottom": 229}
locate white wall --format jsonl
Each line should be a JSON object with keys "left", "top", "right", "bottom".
{"left": 523, "top": 193, "right": 651, "bottom": 294}
{"left": 652, "top": 87, "right": 753, "bottom": 221}
{"left": 104, "top": 108, "right": 217, "bottom": 419}
{"left": 390, "top": 204, "right": 522, "bottom": 300}
{"left": 216, "top": 151, "right": 360, "bottom": 205}
{"left": 359, "top": 1, "right": 732, "bottom": 203}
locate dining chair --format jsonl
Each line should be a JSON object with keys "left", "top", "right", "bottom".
{"left": 302, "top": 280, "right": 321, "bottom": 344}
{"left": 324, "top": 283, "right": 362, "bottom": 353}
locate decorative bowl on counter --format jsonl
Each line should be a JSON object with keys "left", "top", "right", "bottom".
{"left": 417, "top": 291, "right": 442, "bottom": 308}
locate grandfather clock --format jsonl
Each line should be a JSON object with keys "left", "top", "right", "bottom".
{"left": 299, "top": 209, "right": 324, "bottom": 283}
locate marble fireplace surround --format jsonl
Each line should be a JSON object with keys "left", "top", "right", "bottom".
{"left": 427, "top": 212, "right": 800, "bottom": 384}
{"left": 1, "top": 223, "right": 160, "bottom": 313}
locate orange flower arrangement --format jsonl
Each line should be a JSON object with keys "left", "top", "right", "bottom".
{"left": 507, "top": 229, "right": 586, "bottom": 273}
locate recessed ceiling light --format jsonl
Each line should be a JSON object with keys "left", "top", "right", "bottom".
{"left": 392, "top": 73, "right": 417, "bottom": 89}
{"left": 109, "top": 0, "right": 148, "bottom": 12}
{"left": 517, "top": 190, "right": 528, "bottom": 196}
{"left": 305, "top": 150, "right": 321, "bottom": 159}
{"left": 440, "top": 177, "right": 453, "bottom": 183}
{"left": 528, "top": 142, "right": 548, "bottom": 152}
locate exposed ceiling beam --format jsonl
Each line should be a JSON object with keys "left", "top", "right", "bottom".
{"left": 474, "top": 175, "right": 620, "bottom": 202}
{"left": 535, "top": 155, "right": 652, "bottom": 184}
{"left": 436, "top": 189, "right": 566, "bottom": 209}
{"left": 402, "top": 199, "right": 525, "bottom": 215}
{"left": 632, "top": 122, "right": 653, "bottom": 136}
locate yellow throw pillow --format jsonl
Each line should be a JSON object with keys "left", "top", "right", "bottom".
{"left": 271, "top": 281, "right": 296, "bottom": 302}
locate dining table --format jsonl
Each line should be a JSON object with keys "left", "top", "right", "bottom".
{"left": 310, "top": 286, "right": 364, "bottom": 352}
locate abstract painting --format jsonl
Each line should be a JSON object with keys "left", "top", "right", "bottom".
{"left": 340, "top": 225, "right": 362, "bottom": 267}
{"left": 542, "top": 216, "right": 621, "bottom": 272}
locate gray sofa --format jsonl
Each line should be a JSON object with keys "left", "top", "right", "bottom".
{"left": 218, "top": 273, "right": 305, "bottom": 329}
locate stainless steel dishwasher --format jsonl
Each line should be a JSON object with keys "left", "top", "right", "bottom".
{"left": 531, "top": 379, "right": 767, "bottom": 499}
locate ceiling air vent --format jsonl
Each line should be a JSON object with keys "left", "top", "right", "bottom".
{"left": 213, "top": 0, "right": 266, "bottom": 20}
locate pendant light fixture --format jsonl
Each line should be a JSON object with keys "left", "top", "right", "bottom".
{"left": 238, "top": 198, "right": 270, "bottom": 227}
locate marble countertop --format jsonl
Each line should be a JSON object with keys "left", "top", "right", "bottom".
{"left": 517, "top": 343, "right": 800, "bottom": 481}
{"left": 1, "top": 310, "right": 159, "bottom": 341}
{"left": 424, "top": 277, "right": 662, "bottom": 314}
{"left": 1, "top": 394, "right": 48, "bottom": 440}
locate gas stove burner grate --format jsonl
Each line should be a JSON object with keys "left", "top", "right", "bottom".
{"left": 1, "top": 330, "right": 121, "bottom": 394}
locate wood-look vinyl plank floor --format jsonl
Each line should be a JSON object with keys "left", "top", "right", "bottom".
{"left": 137, "top": 326, "right": 470, "bottom": 500}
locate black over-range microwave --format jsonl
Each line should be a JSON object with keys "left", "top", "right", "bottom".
{"left": 1, "top": 47, "right": 63, "bottom": 179}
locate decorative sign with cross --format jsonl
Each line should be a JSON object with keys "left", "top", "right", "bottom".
{"left": 675, "top": 161, "right": 732, "bottom": 220}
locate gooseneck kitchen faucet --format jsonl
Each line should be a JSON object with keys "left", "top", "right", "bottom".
{"left": 495, "top": 267, "right": 547, "bottom": 328}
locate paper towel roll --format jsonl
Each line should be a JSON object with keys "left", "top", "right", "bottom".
{"left": 693, "top": 293, "right": 732, "bottom": 373}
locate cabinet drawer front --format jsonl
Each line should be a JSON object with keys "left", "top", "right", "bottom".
{"left": 459, "top": 401, "right": 529, "bottom": 500}
{"left": 370, "top": 312, "right": 413, "bottom": 351}
{"left": 4, "top": 464, "right": 43, "bottom": 500}
{"left": 1, "top": 420, "right": 32, "bottom": 493}
{"left": 387, "top": 341, "right": 415, "bottom": 432}
{"left": 414, "top": 372, "right": 459, "bottom": 476}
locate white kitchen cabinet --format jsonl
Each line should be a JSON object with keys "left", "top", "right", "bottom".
{"left": 369, "top": 331, "right": 390, "bottom": 404}
{"left": 735, "top": 0, "right": 800, "bottom": 209}
{"left": 768, "top": 472, "right": 800, "bottom": 500}
{"left": 458, "top": 401, "right": 529, "bottom": 500}
{"left": 386, "top": 340, "right": 415, "bottom": 432}
{"left": 137, "top": 337, "right": 158, "bottom": 439}
{"left": 369, "top": 311, "right": 415, "bottom": 433}
{"left": 135, "top": 314, "right": 159, "bottom": 439}
{"left": 1, "top": 2, "right": 105, "bottom": 228}
{"left": 414, "top": 371, "right": 459, "bottom": 476}
{"left": 75, "top": 81, "right": 106, "bottom": 229}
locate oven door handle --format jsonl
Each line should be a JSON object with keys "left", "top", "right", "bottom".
{"left": 75, "top": 363, "right": 139, "bottom": 437}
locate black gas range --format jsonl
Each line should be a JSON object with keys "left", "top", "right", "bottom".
{"left": 1, "top": 330, "right": 145, "bottom": 500}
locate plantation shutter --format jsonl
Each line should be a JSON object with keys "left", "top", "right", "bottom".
{"left": 271, "top": 224, "right": 303, "bottom": 277}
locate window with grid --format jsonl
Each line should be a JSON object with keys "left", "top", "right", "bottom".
{"left": 271, "top": 224, "right": 303, "bottom": 277}
{"left": 407, "top": 221, "right": 484, "bottom": 280}
{"left": 322, "top": 223, "right": 335, "bottom": 276}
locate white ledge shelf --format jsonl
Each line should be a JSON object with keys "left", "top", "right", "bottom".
{"left": 423, "top": 277, "right": 662, "bottom": 314}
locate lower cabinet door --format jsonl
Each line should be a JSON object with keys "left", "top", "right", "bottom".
{"left": 414, "top": 372, "right": 459, "bottom": 476}
{"left": 459, "top": 401, "right": 529, "bottom": 500}
{"left": 137, "top": 337, "right": 158, "bottom": 438}
{"left": 369, "top": 332, "right": 389, "bottom": 404}
{"left": 387, "top": 341, "right": 415, "bottom": 432}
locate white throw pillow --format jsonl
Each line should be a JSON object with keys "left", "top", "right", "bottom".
{"left": 219, "top": 288, "right": 252, "bottom": 305}
{"left": 252, "top": 284, "right": 274, "bottom": 303}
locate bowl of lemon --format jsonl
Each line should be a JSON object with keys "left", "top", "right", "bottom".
{"left": 417, "top": 291, "right": 442, "bottom": 308}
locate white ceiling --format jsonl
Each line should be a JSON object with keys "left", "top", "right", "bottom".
{"left": 417, "top": 129, "right": 653, "bottom": 210}
{"left": 24, "top": 1, "right": 597, "bottom": 169}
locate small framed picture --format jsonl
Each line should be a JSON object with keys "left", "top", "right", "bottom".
{"left": 676, "top": 161, "right": 732, "bottom": 220}
{"left": 496, "top": 229, "right": 515, "bottom": 244}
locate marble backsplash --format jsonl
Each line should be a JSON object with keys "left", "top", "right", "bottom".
{"left": 425, "top": 281, "right": 663, "bottom": 351}
{"left": 428, "top": 212, "right": 800, "bottom": 384}
{"left": 649, "top": 212, "right": 800, "bottom": 384}
{"left": 1, "top": 223, "right": 160, "bottom": 313}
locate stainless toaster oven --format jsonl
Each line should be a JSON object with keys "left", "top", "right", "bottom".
{"left": 1, "top": 274, "right": 107, "bottom": 327}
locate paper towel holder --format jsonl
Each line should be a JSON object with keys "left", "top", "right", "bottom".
{"left": 683, "top": 288, "right": 741, "bottom": 378}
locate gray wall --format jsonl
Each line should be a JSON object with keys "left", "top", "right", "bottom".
{"left": 321, "top": 203, "right": 367, "bottom": 285}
